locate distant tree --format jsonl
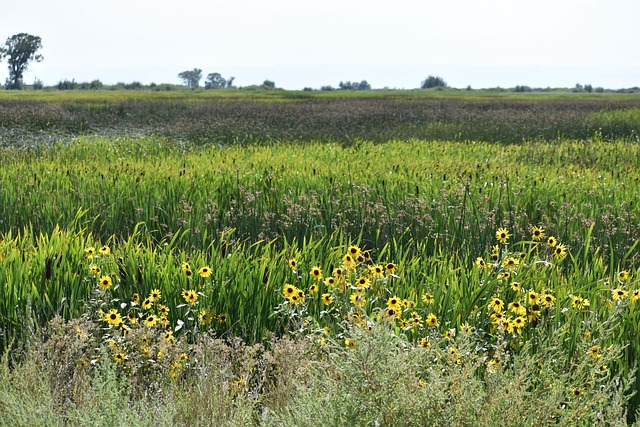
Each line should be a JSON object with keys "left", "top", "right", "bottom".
{"left": 338, "top": 80, "right": 371, "bottom": 90}
{"left": 262, "top": 80, "right": 275, "bottom": 90}
{"left": 0, "top": 33, "right": 44, "bottom": 90}
{"left": 421, "top": 75, "right": 447, "bottom": 89}
{"left": 32, "top": 78, "right": 44, "bottom": 90}
{"left": 204, "top": 72, "right": 234, "bottom": 89}
{"left": 178, "top": 68, "right": 202, "bottom": 89}
{"left": 584, "top": 84, "right": 593, "bottom": 93}
{"left": 320, "top": 85, "right": 334, "bottom": 91}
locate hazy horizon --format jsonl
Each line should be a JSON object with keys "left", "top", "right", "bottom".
{"left": 2, "top": 0, "right": 639, "bottom": 90}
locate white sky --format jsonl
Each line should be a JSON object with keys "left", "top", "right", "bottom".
{"left": 1, "top": 0, "right": 639, "bottom": 89}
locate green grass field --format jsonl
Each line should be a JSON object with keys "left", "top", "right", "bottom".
{"left": 1, "top": 91, "right": 640, "bottom": 425}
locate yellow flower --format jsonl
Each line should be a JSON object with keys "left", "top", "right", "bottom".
{"left": 310, "top": 266, "right": 322, "bottom": 281}
{"left": 589, "top": 345, "right": 602, "bottom": 359}
{"left": 512, "top": 316, "right": 526, "bottom": 333}
{"left": 532, "top": 225, "right": 545, "bottom": 241}
{"left": 89, "top": 264, "right": 101, "bottom": 275}
{"left": 349, "top": 292, "right": 366, "bottom": 308}
{"left": 344, "top": 338, "right": 356, "bottom": 349}
{"left": 371, "top": 265, "right": 384, "bottom": 278}
{"left": 419, "top": 337, "right": 430, "bottom": 349}
{"left": 158, "top": 304, "right": 170, "bottom": 317}
{"left": 385, "top": 263, "right": 397, "bottom": 275}
{"left": 425, "top": 313, "right": 438, "bottom": 327}
{"left": 218, "top": 313, "right": 228, "bottom": 324}
{"left": 288, "top": 258, "right": 297, "bottom": 270}
{"left": 283, "top": 284, "right": 297, "bottom": 298}
{"left": 99, "top": 245, "right": 110, "bottom": 256}
{"left": 540, "top": 292, "right": 556, "bottom": 308}
{"left": 489, "top": 297, "right": 504, "bottom": 313}
{"left": 547, "top": 236, "right": 557, "bottom": 248}
{"left": 144, "top": 315, "right": 158, "bottom": 327}
{"left": 85, "top": 246, "right": 96, "bottom": 258}
{"left": 421, "top": 292, "right": 434, "bottom": 305}
{"left": 105, "top": 309, "right": 122, "bottom": 325}
{"left": 164, "top": 330, "right": 175, "bottom": 342}
{"left": 333, "top": 267, "right": 344, "bottom": 279}
{"left": 612, "top": 288, "right": 628, "bottom": 301}
{"left": 181, "top": 262, "right": 191, "bottom": 272}
{"left": 496, "top": 228, "right": 510, "bottom": 243}
{"left": 618, "top": 271, "right": 630, "bottom": 282}
{"left": 474, "top": 257, "right": 486, "bottom": 268}
{"left": 198, "top": 266, "right": 212, "bottom": 278}
{"left": 142, "top": 298, "right": 153, "bottom": 311}
{"left": 321, "top": 293, "right": 334, "bottom": 305}
{"left": 502, "top": 257, "right": 519, "bottom": 270}
{"left": 631, "top": 290, "right": 640, "bottom": 303}
{"left": 308, "top": 284, "right": 319, "bottom": 295}
{"left": 347, "top": 245, "right": 361, "bottom": 258}
{"left": 182, "top": 289, "right": 198, "bottom": 304}
{"left": 342, "top": 254, "right": 356, "bottom": 270}
{"left": 132, "top": 293, "right": 140, "bottom": 305}
{"left": 113, "top": 352, "right": 125, "bottom": 363}
{"left": 324, "top": 277, "right": 337, "bottom": 288}
{"left": 508, "top": 301, "right": 526, "bottom": 316}
{"left": 510, "top": 282, "right": 522, "bottom": 292}
{"left": 149, "top": 288, "right": 161, "bottom": 302}
{"left": 356, "top": 277, "right": 370, "bottom": 289}
{"left": 98, "top": 275, "right": 112, "bottom": 290}
{"left": 528, "top": 291, "right": 539, "bottom": 306}
{"left": 554, "top": 243, "right": 568, "bottom": 260}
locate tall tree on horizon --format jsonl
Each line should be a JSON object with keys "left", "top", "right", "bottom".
{"left": 0, "top": 33, "right": 44, "bottom": 90}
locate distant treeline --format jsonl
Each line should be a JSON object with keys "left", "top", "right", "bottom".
{"left": 11, "top": 77, "right": 640, "bottom": 94}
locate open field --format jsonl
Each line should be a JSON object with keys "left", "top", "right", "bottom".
{"left": 1, "top": 90, "right": 640, "bottom": 145}
{"left": 2, "top": 91, "right": 640, "bottom": 425}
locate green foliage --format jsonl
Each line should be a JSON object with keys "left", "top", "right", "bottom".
{"left": 421, "top": 75, "right": 447, "bottom": 89}
{"left": 177, "top": 68, "right": 202, "bottom": 89}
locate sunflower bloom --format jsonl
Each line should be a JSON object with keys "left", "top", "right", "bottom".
{"left": 144, "top": 315, "right": 158, "bottom": 327}
{"left": 554, "top": 243, "right": 568, "bottom": 260}
{"left": 308, "top": 284, "right": 319, "bottom": 295}
{"left": 489, "top": 297, "right": 505, "bottom": 313}
{"left": 422, "top": 292, "right": 434, "bottom": 305}
{"left": 547, "top": 236, "right": 557, "bottom": 248}
{"left": 321, "top": 293, "right": 334, "bottom": 305}
{"left": 310, "top": 267, "right": 322, "bottom": 281}
{"left": 142, "top": 298, "right": 153, "bottom": 311}
{"left": 532, "top": 226, "right": 545, "bottom": 241}
{"left": 496, "top": 228, "right": 510, "bottom": 243}
{"left": 149, "top": 289, "right": 161, "bottom": 302}
{"left": 283, "top": 284, "right": 297, "bottom": 298}
{"left": 347, "top": 245, "right": 361, "bottom": 258}
{"left": 420, "top": 337, "right": 430, "bottom": 349}
{"left": 182, "top": 289, "right": 198, "bottom": 304}
{"left": 99, "top": 245, "right": 110, "bottom": 256}
{"left": 425, "top": 313, "right": 438, "bottom": 327}
{"left": 158, "top": 304, "right": 170, "bottom": 317}
{"left": 89, "top": 264, "right": 101, "bottom": 275}
{"left": 324, "top": 277, "right": 337, "bottom": 288}
{"left": 98, "top": 275, "right": 112, "bottom": 290}
{"left": 105, "top": 309, "right": 122, "bottom": 326}
{"left": 198, "top": 266, "right": 212, "bottom": 278}
{"left": 345, "top": 338, "right": 356, "bottom": 349}
{"left": 502, "top": 257, "right": 519, "bottom": 270}
{"left": 508, "top": 301, "right": 526, "bottom": 316}
{"left": 349, "top": 292, "right": 366, "bottom": 308}
{"left": 371, "top": 265, "right": 384, "bottom": 278}
{"left": 612, "top": 288, "right": 629, "bottom": 301}
{"left": 386, "top": 263, "right": 397, "bottom": 275}
{"left": 618, "top": 271, "right": 630, "bottom": 283}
